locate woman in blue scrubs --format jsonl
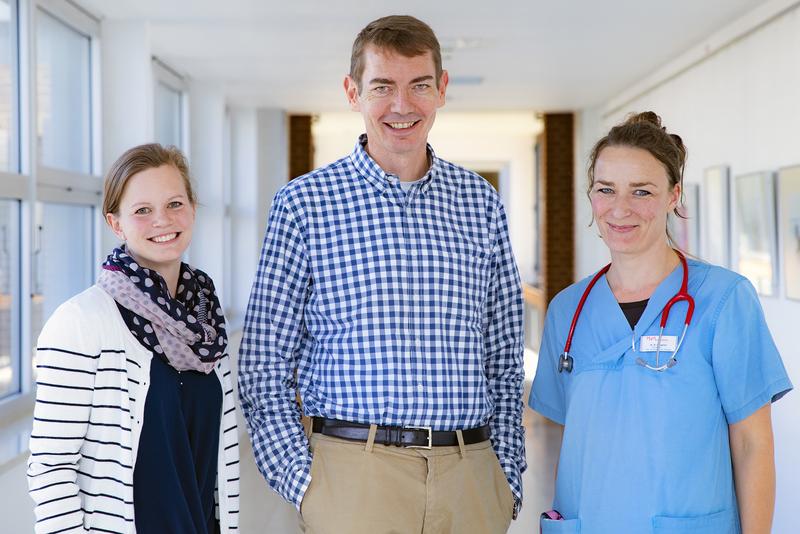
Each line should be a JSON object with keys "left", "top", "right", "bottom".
{"left": 529, "top": 112, "right": 792, "bottom": 533}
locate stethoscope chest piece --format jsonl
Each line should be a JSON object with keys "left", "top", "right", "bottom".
{"left": 558, "top": 353, "right": 574, "bottom": 373}
{"left": 558, "top": 250, "right": 694, "bottom": 376}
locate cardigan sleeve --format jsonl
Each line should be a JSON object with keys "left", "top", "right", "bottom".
{"left": 27, "top": 298, "right": 102, "bottom": 534}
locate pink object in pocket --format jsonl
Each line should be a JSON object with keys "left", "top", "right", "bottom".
{"left": 540, "top": 509, "right": 564, "bottom": 533}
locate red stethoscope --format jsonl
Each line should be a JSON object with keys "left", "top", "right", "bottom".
{"left": 558, "top": 250, "right": 695, "bottom": 373}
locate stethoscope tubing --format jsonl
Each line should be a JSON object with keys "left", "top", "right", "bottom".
{"left": 559, "top": 250, "right": 694, "bottom": 374}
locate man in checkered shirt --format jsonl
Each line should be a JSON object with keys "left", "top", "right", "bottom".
{"left": 239, "top": 15, "right": 526, "bottom": 534}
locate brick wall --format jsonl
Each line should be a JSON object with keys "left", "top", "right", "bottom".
{"left": 289, "top": 115, "right": 314, "bottom": 180}
{"left": 542, "top": 113, "right": 575, "bottom": 304}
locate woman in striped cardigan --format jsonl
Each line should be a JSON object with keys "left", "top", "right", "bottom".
{"left": 27, "top": 144, "right": 240, "bottom": 533}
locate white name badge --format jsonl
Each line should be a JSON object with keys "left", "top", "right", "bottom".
{"left": 639, "top": 335, "right": 678, "bottom": 352}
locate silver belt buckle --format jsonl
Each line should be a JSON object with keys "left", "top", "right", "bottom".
{"left": 406, "top": 426, "right": 432, "bottom": 449}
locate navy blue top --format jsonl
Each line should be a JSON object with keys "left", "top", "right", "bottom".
{"left": 133, "top": 347, "right": 222, "bottom": 533}
{"left": 618, "top": 298, "right": 649, "bottom": 329}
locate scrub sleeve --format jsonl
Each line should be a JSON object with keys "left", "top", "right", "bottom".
{"left": 710, "top": 278, "right": 792, "bottom": 423}
{"left": 529, "top": 303, "right": 567, "bottom": 424}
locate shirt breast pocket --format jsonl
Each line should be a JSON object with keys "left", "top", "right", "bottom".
{"left": 429, "top": 243, "right": 492, "bottom": 324}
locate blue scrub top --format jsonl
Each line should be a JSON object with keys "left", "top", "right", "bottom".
{"left": 529, "top": 259, "right": 792, "bottom": 534}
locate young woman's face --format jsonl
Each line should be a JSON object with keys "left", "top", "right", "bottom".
{"left": 106, "top": 165, "right": 195, "bottom": 273}
{"left": 590, "top": 145, "right": 680, "bottom": 257}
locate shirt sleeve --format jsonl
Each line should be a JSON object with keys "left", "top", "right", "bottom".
{"left": 711, "top": 277, "right": 792, "bottom": 424}
{"left": 28, "top": 300, "right": 99, "bottom": 534}
{"left": 238, "top": 191, "right": 312, "bottom": 510}
{"left": 482, "top": 201, "right": 527, "bottom": 506}
{"left": 529, "top": 300, "right": 567, "bottom": 425}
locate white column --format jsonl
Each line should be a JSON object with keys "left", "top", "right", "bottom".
{"left": 100, "top": 20, "right": 154, "bottom": 169}
{"left": 99, "top": 20, "right": 153, "bottom": 258}
{"left": 226, "top": 107, "right": 288, "bottom": 329}
{"left": 256, "top": 108, "right": 288, "bottom": 239}
{"left": 187, "top": 82, "right": 226, "bottom": 295}
{"left": 573, "top": 107, "right": 608, "bottom": 279}
{"left": 228, "top": 108, "right": 258, "bottom": 329}
{"left": 99, "top": 20, "right": 154, "bottom": 254}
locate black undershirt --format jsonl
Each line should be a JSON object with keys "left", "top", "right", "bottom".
{"left": 619, "top": 299, "right": 649, "bottom": 329}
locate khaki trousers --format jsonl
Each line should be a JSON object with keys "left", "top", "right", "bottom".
{"left": 298, "top": 427, "right": 514, "bottom": 534}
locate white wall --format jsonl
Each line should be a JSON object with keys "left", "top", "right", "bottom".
{"left": 229, "top": 108, "right": 259, "bottom": 329}
{"left": 100, "top": 20, "right": 155, "bottom": 255}
{"left": 227, "top": 107, "right": 288, "bottom": 329}
{"left": 101, "top": 20, "right": 154, "bottom": 170}
{"left": 255, "top": 109, "right": 288, "bottom": 243}
{"left": 575, "top": 4, "right": 800, "bottom": 530}
{"left": 188, "top": 82, "right": 226, "bottom": 295}
{"left": 313, "top": 111, "right": 542, "bottom": 282}
{"left": 574, "top": 107, "right": 608, "bottom": 279}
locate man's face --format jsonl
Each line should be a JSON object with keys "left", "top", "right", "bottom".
{"left": 344, "top": 45, "right": 448, "bottom": 165}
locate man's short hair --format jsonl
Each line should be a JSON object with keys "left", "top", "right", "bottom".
{"left": 350, "top": 15, "right": 443, "bottom": 92}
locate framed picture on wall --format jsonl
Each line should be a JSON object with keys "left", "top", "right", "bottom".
{"left": 778, "top": 166, "right": 800, "bottom": 301}
{"left": 670, "top": 182, "right": 700, "bottom": 255}
{"left": 733, "top": 171, "right": 777, "bottom": 296}
{"left": 703, "top": 166, "right": 730, "bottom": 267}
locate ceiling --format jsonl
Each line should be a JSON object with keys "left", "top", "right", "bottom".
{"left": 77, "top": 0, "right": 770, "bottom": 112}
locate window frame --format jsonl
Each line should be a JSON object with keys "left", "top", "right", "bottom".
{"left": 153, "top": 56, "right": 189, "bottom": 153}
{"left": 0, "top": 0, "right": 28, "bottom": 416}
{"left": 34, "top": 0, "right": 100, "bottom": 181}
{"left": 6, "top": 0, "right": 21, "bottom": 174}
{"left": 0, "top": 0, "right": 101, "bottom": 416}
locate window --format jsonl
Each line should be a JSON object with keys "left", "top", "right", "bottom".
{"left": 0, "top": 199, "right": 19, "bottom": 399}
{"left": 153, "top": 58, "right": 186, "bottom": 150}
{"left": 30, "top": 202, "right": 95, "bottom": 357}
{"left": 9, "top": 1, "right": 101, "bottom": 406}
{"left": 36, "top": 7, "right": 91, "bottom": 173}
{"left": 0, "top": 0, "right": 17, "bottom": 172}
{"left": 0, "top": 0, "right": 20, "bottom": 401}
{"left": 0, "top": 0, "right": 102, "bottom": 408}
{"left": 155, "top": 81, "right": 182, "bottom": 148}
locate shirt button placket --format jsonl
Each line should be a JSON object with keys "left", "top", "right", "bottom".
{"left": 407, "top": 198, "right": 425, "bottom": 402}
{"left": 397, "top": 190, "right": 414, "bottom": 405}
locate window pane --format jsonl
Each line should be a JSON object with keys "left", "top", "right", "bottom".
{"left": 154, "top": 81, "right": 182, "bottom": 148}
{"left": 36, "top": 9, "right": 91, "bottom": 173}
{"left": 31, "top": 203, "right": 94, "bottom": 356}
{"left": 0, "top": 1, "right": 15, "bottom": 172}
{"left": 0, "top": 199, "right": 19, "bottom": 398}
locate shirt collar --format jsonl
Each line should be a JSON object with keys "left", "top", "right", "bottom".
{"left": 349, "top": 134, "right": 440, "bottom": 196}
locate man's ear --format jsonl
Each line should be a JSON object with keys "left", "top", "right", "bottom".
{"left": 344, "top": 75, "right": 361, "bottom": 111}
{"left": 437, "top": 70, "right": 449, "bottom": 107}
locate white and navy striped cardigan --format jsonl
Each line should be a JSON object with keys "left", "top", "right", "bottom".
{"left": 27, "top": 285, "right": 240, "bottom": 533}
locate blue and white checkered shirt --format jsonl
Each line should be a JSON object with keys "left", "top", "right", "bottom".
{"left": 239, "top": 135, "right": 526, "bottom": 510}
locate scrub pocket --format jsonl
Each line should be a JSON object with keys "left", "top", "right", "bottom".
{"left": 540, "top": 517, "right": 580, "bottom": 533}
{"left": 652, "top": 509, "right": 737, "bottom": 533}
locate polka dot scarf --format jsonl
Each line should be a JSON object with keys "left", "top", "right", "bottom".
{"left": 97, "top": 247, "right": 227, "bottom": 374}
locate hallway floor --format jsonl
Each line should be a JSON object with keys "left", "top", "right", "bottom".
{"left": 238, "top": 387, "right": 561, "bottom": 533}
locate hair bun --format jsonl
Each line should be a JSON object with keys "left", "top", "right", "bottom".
{"left": 625, "top": 111, "right": 662, "bottom": 128}
{"left": 669, "top": 132, "right": 685, "bottom": 151}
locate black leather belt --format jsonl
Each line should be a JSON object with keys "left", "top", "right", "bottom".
{"left": 311, "top": 417, "right": 490, "bottom": 449}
